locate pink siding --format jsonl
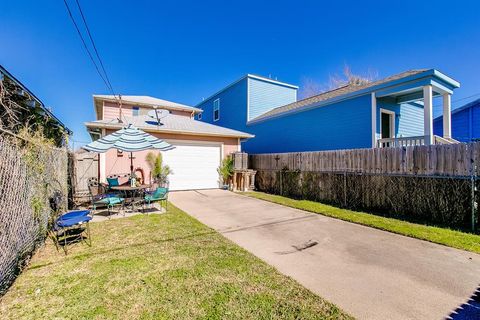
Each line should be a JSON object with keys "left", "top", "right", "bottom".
{"left": 101, "top": 101, "right": 192, "bottom": 121}
{"left": 103, "top": 130, "right": 239, "bottom": 184}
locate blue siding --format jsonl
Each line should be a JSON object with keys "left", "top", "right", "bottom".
{"left": 243, "top": 94, "right": 372, "bottom": 153}
{"left": 434, "top": 100, "right": 480, "bottom": 142}
{"left": 247, "top": 78, "right": 297, "bottom": 121}
{"left": 433, "top": 100, "right": 480, "bottom": 142}
{"left": 197, "top": 78, "right": 248, "bottom": 130}
{"left": 473, "top": 104, "right": 480, "bottom": 140}
{"left": 433, "top": 115, "right": 443, "bottom": 137}
{"left": 377, "top": 101, "right": 423, "bottom": 138}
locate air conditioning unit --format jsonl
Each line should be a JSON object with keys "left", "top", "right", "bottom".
{"left": 232, "top": 152, "right": 248, "bottom": 170}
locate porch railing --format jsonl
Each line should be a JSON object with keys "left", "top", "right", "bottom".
{"left": 377, "top": 136, "right": 425, "bottom": 148}
{"left": 377, "top": 135, "right": 458, "bottom": 148}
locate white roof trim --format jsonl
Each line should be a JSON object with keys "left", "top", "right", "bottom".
{"left": 85, "top": 121, "right": 254, "bottom": 139}
{"left": 93, "top": 95, "right": 202, "bottom": 113}
{"left": 196, "top": 74, "right": 298, "bottom": 106}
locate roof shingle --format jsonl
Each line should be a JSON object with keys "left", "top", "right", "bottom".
{"left": 250, "top": 69, "right": 428, "bottom": 122}
{"left": 85, "top": 114, "right": 253, "bottom": 139}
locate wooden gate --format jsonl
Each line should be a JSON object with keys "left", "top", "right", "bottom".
{"left": 72, "top": 150, "right": 98, "bottom": 193}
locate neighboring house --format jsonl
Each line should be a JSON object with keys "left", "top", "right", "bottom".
{"left": 197, "top": 70, "right": 460, "bottom": 154}
{"left": 434, "top": 98, "right": 480, "bottom": 142}
{"left": 85, "top": 95, "right": 253, "bottom": 190}
{"left": 0, "top": 65, "right": 72, "bottom": 146}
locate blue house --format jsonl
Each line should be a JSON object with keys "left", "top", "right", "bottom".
{"left": 434, "top": 98, "right": 480, "bottom": 142}
{"left": 197, "top": 70, "right": 460, "bottom": 154}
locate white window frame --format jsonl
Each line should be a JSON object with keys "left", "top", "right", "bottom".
{"left": 380, "top": 108, "right": 396, "bottom": 139}
{"left": 198, "top": 112, "right": 202, "bottom": 120}
{"left": 213, "top": 98, "right": 220, "bottom": 121}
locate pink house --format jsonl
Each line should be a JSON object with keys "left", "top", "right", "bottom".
{"left": 85, "top": 95, "right": 253, "bottom": 190}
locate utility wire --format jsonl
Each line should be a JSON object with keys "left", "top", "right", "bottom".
{"left": 434, "top": 92, "right": 480, "bottom": 109}
{"left": 73, "top": 0, "right": 116, "bottom": 96}
{"left": 62, "top": 0, "right": 115, "bottom": 97}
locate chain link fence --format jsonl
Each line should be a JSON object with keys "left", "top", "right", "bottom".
{"left": 255, "top": 169, "right": 479, "bottom": 232}
{"left": 0, "top": 135, "right": 68, "bottom": 295}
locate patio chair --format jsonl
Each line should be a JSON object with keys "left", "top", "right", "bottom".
{"left": 88, "top": 178, "right": 125, "bottom": 218}
{"left": 144, "top": 187, "right": 169, "bottom": 211}
{"left": 50, "top": 210, "right": 92, "bottom": 255}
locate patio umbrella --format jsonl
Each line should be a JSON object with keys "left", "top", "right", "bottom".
{"left": 83, "top": 124, "right": 174, "bottom": 176}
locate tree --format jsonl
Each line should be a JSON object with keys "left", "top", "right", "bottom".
{"left": 299, "top": 65, "right": 378, "bottom": 99}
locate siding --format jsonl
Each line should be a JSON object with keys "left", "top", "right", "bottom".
{"left": 243, "top": 94, "right": 372, "bottom": 153}
{"left": 434, "top": 101, "right": 480, "bottom": 142}
{"left": 102, "top": 101, "right": 192, "bottom": 121}
{"left": 197, "top": 78, "right": 248, "bottom": 130}
{"left": 247, "top": 77, "right": 297, "bottom": 121}
{"left": 397, "top": 103, "right": 424, "bottom": 137}
{"left": 377, "top": 101, "right": 423, "bottom": 138}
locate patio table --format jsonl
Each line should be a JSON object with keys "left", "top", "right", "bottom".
{"left": 111, "top": 184, "right": 151, "bottom": 212}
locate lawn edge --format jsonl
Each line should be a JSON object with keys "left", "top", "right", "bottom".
{"left": 239, "top": 191, "right": 480, "bottom": 255}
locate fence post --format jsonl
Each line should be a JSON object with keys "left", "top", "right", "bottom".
{"left": 471, "top": 162, "right": 477, "bottom": 233}
{"left": 279, "top": 170, "right": 283, "bottom": 196}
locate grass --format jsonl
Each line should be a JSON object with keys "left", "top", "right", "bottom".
{"left": 0, "top": 204, "right": 351, "bottom": 320}
{"left": 242, "top": 191, "right": 480, "bottom": 255}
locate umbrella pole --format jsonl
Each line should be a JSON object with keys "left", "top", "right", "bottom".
{"left": 130, "top": 152, "right": 134, "bottom": 176}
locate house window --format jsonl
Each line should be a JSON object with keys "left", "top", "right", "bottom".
{"left": 198, "top": 112, "right": 202, "bottom": 120}
{"left": 213, "top": 99, "right": 220, "bottom": 121}
{"left": 132, "top": 106, "right": 140, "bottom": 116}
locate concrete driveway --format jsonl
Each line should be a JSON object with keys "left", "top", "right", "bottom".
{"left": 170, "top": 190, "right": 480, "bottom": 320}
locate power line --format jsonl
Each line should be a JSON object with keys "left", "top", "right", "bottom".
{"left": 433, "top": 92, "right": 480, "bottom": 109}
{"left": 73, "top": 0, "right": 116, "bottom": 96}
{"left": 62, "top": 0, "right": 115, "bottom": 97}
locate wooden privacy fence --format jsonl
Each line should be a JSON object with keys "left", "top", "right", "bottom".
{"left": 249, "top": 142, "right": 480, "bottom": 232}
{"left": 250, "top": 142, "right": 480, "bottom": 177}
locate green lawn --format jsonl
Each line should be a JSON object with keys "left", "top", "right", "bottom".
{"left": 0, "top": 204, "right": 350, "bottom": 320}
{"left": 242, "top": 191, "right": 480, "bottom": 255}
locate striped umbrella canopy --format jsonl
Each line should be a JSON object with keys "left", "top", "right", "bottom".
{"left": 83, "top": 124, "right": 174, "bottom": 175}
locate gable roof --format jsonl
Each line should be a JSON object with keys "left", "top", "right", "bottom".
{"left": 94, "top": 95, "right": 202, "bottom": 113}
{"left": 250, "top": 70, "right": 430, "bottom": 123}
{"left": 85, "top": 113, "right": 253, "bottom": 139}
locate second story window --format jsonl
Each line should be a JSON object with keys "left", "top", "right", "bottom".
{"left": 132, "top": 106, "right": 140, "bottom": 116}
{"left": 198, "top": 112, "right": 202, "bottom": 120}
{"left": 213, "top": 99, "right": 220, "bottom": 121}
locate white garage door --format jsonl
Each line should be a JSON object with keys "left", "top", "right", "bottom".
{"left": 161, "top": 142, "right": 221, "bottom": 191}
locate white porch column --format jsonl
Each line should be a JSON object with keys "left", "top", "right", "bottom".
{"left": 371, "top": 92, "right": 377, "bottom": 148}
{"left": 442, "top": 93, "right": 452, "bottom": 139}
{"left": 423, "top": 85, "right": 434, "bottom": 145}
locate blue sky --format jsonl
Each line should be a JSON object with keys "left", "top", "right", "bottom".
{"left": 1, "top": 0, "right": 479, "bottom": 145}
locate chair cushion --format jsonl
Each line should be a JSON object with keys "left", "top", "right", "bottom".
{"left": 59, "top": 210, "right": 90, "bottom": 220}
{"left": 107, "top": 197, "right": 124, "bottom": 205}
{"left": 107, "top": 177, "right": 119, "bottom": 187}
{"left": 56, "top": 215, "right": 92, "bottom": 228}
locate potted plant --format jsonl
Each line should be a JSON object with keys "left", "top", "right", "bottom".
{"left": 146, "top": 152, "right": 172, "bottom": 188}
{"left": 218, "top": 156, "right": 234, "bottom": 190}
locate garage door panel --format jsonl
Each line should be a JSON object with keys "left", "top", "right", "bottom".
{"left": 161, "top": 143, "right": 221, "bottom": 191}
